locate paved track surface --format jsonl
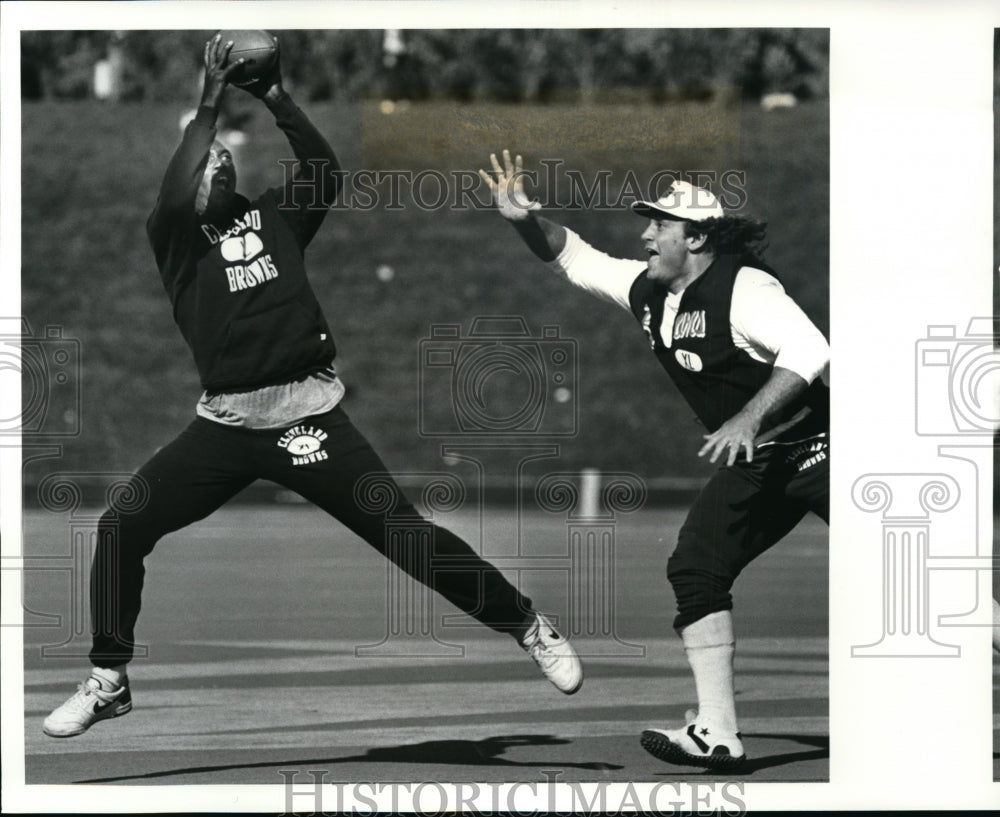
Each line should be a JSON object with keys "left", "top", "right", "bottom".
{"left": 22, "top": 504, "right": 832, "bottom": 785}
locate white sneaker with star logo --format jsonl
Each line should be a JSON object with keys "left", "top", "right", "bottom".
{"left": 640, "top": 713, "right": 745, "bottom": 770}
{"left": 43, "top": 675, "right": 132, "bottom": 738}
{"left": 521, "top": 612, "right": 583, "bottom": 694}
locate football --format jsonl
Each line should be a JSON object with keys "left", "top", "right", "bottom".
{"left": 217, "top": 29, "right": 278, "bottom": 87}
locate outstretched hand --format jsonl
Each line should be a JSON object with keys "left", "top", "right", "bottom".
{"left": 478, "top": 149, "right": 541, "bottom": 222}
{"left": 200, "top": 34, "right": 245, "bottom": 108}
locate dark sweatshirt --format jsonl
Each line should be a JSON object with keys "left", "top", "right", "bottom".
{"left": 147, "top": 94, "right": 340, "bottom": 392}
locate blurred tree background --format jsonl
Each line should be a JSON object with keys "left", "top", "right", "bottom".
{"left": 21, "top": 29, "right": 828, "bottom": 104}
{"left": 19, "top": 29, "right": 829, "bottom": 500}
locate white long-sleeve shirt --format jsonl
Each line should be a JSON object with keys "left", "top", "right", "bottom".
{"left": 548, "top": 228, "right": 830, "bottom": 385}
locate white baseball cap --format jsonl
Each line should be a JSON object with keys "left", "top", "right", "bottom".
{"left": 631, "top": 180, "right": 724, "bottom": 222}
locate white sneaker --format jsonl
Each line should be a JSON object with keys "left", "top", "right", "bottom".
{"left": 43, "top": 675, "right": 132, "bottom": 738}
{"left": 522, "top": 612, "right": 582, "bottom": 694}
{"left": 641, "top": 714, "right": 745, "bottom": 770}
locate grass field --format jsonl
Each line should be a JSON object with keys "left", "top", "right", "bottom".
{"left": 23, "top": 504, "right": 831, "bottom": 785}
{"left": 20, "top": 97, "right": 828, "bottom": 487}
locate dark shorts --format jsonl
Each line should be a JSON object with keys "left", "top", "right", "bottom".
{"left": 667, "top": 436, "right": 829, "bottom": 630}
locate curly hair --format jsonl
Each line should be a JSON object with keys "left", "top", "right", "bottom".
{"left": 683, "top": 215, "right": 769, "bottom": 259}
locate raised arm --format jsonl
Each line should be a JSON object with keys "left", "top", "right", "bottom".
{"left": 479, "top": 149, "right": 642, "bottom": 309}
{"left": 147, "top": 35, "right": 242, "bottom": 244}
{"left": 244, "top": 39, "right": 343, "bottom": 248}
{"left": 479, "top": 150, "right": 566, "bottom": 260}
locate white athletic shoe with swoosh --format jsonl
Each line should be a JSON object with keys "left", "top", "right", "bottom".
{"left": 521, "top": 612, "right": 583, "bottom": 694}
{"left": 43, "top": 675, "right": 132, "bottom": 738}
{"left": 640, "top": 711, "right": 745, "bottom": 770}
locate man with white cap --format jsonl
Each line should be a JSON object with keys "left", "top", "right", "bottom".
{"left": 480, "top": 150, "right": 830, "bottom": 770}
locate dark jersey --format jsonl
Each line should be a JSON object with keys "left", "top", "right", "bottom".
{"left": 147, "top": 97, "right": 341, "bottom": 392}
{"left": 628, "top": 253, "right": 829, "bottom": 440}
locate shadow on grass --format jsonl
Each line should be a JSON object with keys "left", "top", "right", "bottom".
{"left": 75, "top": 734, "right": 624, "bottom": 784}
{"left": 648, "top": 733, "right": 829, "bottom": 777}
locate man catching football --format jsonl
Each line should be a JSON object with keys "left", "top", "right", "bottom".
{"left": 42, "top": 38, "right": 582, "bottom": 739}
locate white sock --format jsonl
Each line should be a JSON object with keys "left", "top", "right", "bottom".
{"left": 92, "top": 664, "right": 127, "bottom": 689}
{"left": 680, "top": 610, "right": 737, "bottom": 732}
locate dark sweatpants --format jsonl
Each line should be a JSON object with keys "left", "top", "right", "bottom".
{"left": 667, "top": 436, "right": 829, "bottom": 631}
{"left": 88, "top": 405, "right": 532, "bottom": 666}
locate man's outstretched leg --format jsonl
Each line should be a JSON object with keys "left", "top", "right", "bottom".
{"left": 43, "top": 419, "right": 255, "bottom": 737}
{"left": 265, "top": 406, "right": 582, "bottom": 694}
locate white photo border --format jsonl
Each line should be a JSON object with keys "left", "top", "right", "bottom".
{"left": 2, "top": 0, "right": 997, "bottom": 812}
